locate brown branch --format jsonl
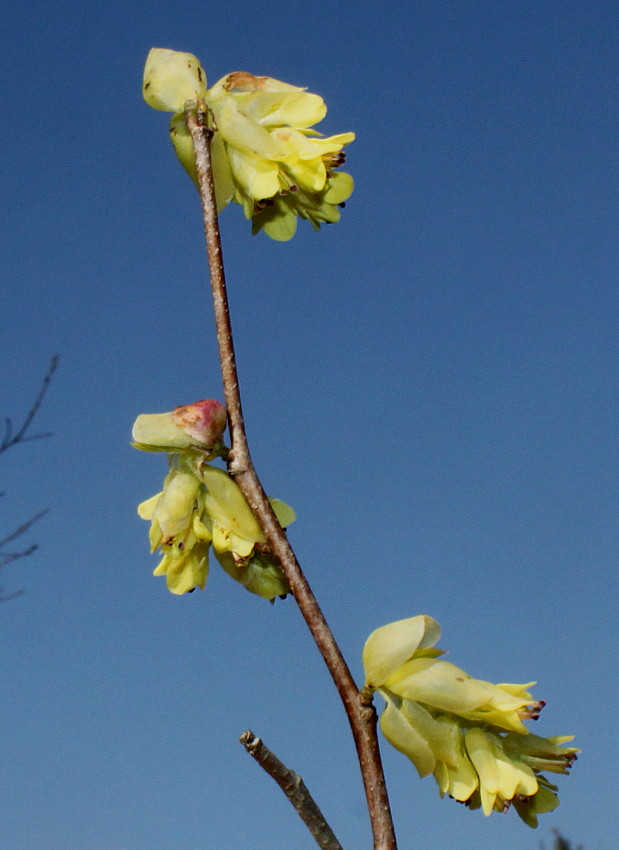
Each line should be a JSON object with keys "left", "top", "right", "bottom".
{"left": 186, "top": 103, "right": 397, "bottom": 850}
{"left": 240, "top": 730, "right": 343, "bottom": 850}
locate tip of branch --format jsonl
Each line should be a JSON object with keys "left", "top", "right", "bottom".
{"left": 239, "top": 730, "right": 260, "bottom": 751}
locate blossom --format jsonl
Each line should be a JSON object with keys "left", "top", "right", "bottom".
{"left": 198, "top": 463, "right": 294, "bottom": 560}
{"left": 197, "top": 463, "right": 294, "bottom": 599}
{"left": 363, "top": 616, "right": 578, "bottom": 827}
{"left": 137, "top": 458, "right": 211, "bottom": 595}
{"left": 133, "top": 404, "right": 295, "bottom": 598}
{"left": 143, "top": 48, "right": 355, "bottom": 240}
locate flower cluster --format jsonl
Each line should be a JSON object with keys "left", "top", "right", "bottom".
{"left": 133, "top": 400, "right": 295, "bottom": 597}
{"left": 143, "top": 48, "right": 355, "bottom": 240}
{"left": 362, "top": 616, "right": 578, "bottom": 827}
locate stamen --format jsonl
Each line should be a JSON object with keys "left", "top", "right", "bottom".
{"left": 520, "top": 699, "right": 546, "bottom": 721}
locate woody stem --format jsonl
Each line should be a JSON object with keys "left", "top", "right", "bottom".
{"left": 186, "top": 102, "right": 397, "bottom": 850}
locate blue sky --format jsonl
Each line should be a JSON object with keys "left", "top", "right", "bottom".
{"left": 1, "top": 1, "right": 617, "bottom": 848}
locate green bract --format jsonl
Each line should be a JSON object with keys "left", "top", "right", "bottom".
{"left": 143, "top": 48, "right": 355, "bottom": 240}
{"left": 363, "top": 616, "right": 578, "bottom": 827}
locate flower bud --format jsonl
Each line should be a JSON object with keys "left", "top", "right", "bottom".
{"left": 132, "top": 399, "right": 227, "bottom": 453}
{"left": 143, "top": 48, "right": 207, "bottom": 112}
{"left": 170, "top": 399, "right": 227, "bottom": 445}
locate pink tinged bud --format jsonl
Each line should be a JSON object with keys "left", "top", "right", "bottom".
{"left": 170, "top": 399, "right": 228, "bottom": 447}
{"left": 132, "top": 399, "right": 227, "bottom": 453}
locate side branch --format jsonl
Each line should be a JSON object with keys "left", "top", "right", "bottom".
{"left": 0, "top": 508, "right": 49, "bottom": 569}
{"left": 1, "top": 355, "right": 59, "bottom": 454}
{"left": 1, "top": 358, "right": 57, "bottom": 600}
{"left": 186, "top": 103, "right": 397, "bottom": 850}
{"left": 240, "top": 730, "right": 343, "bottom": 850}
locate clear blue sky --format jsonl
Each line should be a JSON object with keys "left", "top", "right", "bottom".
{"left": 1, "top": 2, "right": 617, "bottom": 848}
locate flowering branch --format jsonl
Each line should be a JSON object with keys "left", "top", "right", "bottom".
{"left": 185, "top": 102, "right": 397, "bottom": 850}
{"left": 239, "top": 730, "right": 343, "bottom": 850}
{"left": 137, "top": 49, "right": 577, "bottom": 842}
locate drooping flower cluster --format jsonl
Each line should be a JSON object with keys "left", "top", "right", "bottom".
{"left": 133, "top": 400, "right": 295, "bottom": 597}
{"left": 143, "top": 48, "right": 355, "bottom": 240}
{"left": 362, "top": 616, "right": 578, "bottom": 827}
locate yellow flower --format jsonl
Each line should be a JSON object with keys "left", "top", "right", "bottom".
{"left": 197, "top": 463, "right": 294, "bottom": 599}
{"left": 134, "top": 429, "right": 295, "bottom": 599}
{"left": 197, "top": 463, "right": 295, "bottom": 561}
{"left": 137, "top": 459, "right": 210, "bottom": 595}
{"left": 363, "top": 616, "right": 578, "bottom": 827}
{"left": 143, "top": 48, "right": 355, "bottom": 240}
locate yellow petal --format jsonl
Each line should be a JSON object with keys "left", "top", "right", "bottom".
{"left": 143, "top": 48, "right": 207, "bottom": 112}
{"left": 363, "top": 616, "right": 441, "bottom": 689}
{"left": 438, "top": 748, "right": 479, "bottom": 802}
{"left": 226, "top": 146, "right": 281, "bottom": 200}
{"left": 193, "top": 513, "right": 212, "bottom": 542}
{"left": 209, "top": 97, "right": 286, "bottom": 159}
{"left": 238, "top": 91, "right": 328, "bottom": 128}
{"left": 255, "top": 199, "right": 298, "bottom": 241}
{"left": 137, "top": 492, "right": 161, "bottom": 520}
{"left": 164, "top": 547, "right": 209, "bottom": 594}
{"left": 227, "top": 530, "right": 256, "bottom": 558}
{"left": 132, "top": 411, "right": 197, "bottom": 452}
{"left": 170, "top": 114, "right": 235, "bottom": 212}
{"left": 210, "top": 132, "right": 235, "bottom": 211}
{"left": 153, "top": 470, "right": 200, "bottom": 539}
{"left": 400, "top": 699, "right": 460, "bottom": 768}
{"left": 379, "top": 694, "right": 436, "bottom": 777}
{"left": 148, "top": 518, "right": 163, "bottom": 553}
{"left": 465, "top": 729, "right": 500, "bottom": 805}
{"left": 272, "top": 128, "right": 354, "bottom": 160}
{"left": 211, "top": 523, "right": 232, "bottom": 552}
{"left": 286, "top": 156, "right": 328, "bottom": 193}
{"left": 269, "top": 498, "right": 296, "bottom": 528}
{"left": 386, "top": 659, "right": 530, "bottom": 731}
{"left": 323, "top": 172, "right": 354, "bottom": 204}
{"left": 169, "top": 111, "right": 198, "bottom": 184}
{"left": 201, "top": 464, "right": 265, "bottom": 543}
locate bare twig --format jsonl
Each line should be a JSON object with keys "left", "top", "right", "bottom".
{"left": 186, "top": 103, "right": 397, "bottom": 850}
{"left": 1, "top": 357, "right": 57, "bottom": 599}
{"left": 240, "top": 730, "right": 343, "bottom": 850}
{"left": 0, "top": 355, "right": 58, "bottom": 454}
{"left": 0, "top": 509, "right": 49, "bottom": 599}
{"left": 0, "top": 508, "right": 49, "bottom": 550}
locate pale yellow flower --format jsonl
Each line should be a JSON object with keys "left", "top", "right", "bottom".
{"left": 134, "top": 417, "right": 295, "bottom": 599}
{"left": 197, "top": 463, "right": 294, "bottom": 599}
{"left": 143, "top": 48, "right": 355, "bottom": 240}
{"left": 137, "top": 460, "right": 210, "bottom": 595}
{"left": 363, "top": 616, "right": 578, "bottom": 827}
